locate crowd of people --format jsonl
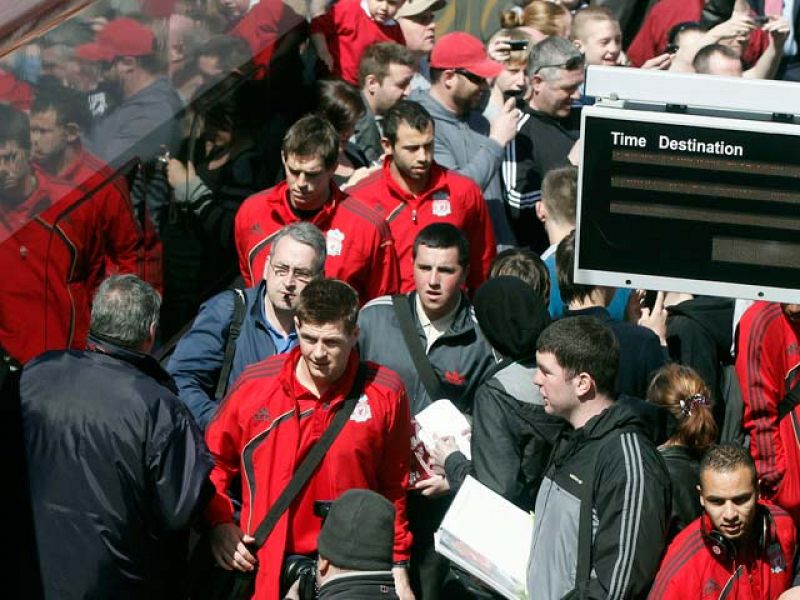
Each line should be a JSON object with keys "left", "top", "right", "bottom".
{"left": 3, "top": 0, "right": 800, "bottom": 598}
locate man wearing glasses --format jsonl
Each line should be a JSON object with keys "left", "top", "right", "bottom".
{"left": 502, "top": 36, "right": 584, "bottom": 254}
{"left": 168, "top": 222, "right": 327, "bottom": 429}
{"left": 413, "top": 31, "right": 521, "bottom": 250}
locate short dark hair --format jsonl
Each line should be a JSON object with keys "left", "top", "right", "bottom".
{"left": 382, "top": 100, "right": 434, "bottom": 146}
{"left": 412, "top": 223, "right": 470, "bottom": 270}
{"left": 31, "top": 84, "right": 92, "bottom": 132}
{"left": 295, "top": 279, "right": 360, "bottom": 333}
{"left": 315, "top": 79, "right": 365, "bottom": 134}
{"left": 556, "top": 230, "right": 595, "bottom": 306}
{"left": 699, "top": 443, "right": 758, "bottom": 489}
{"left": 282, "top": 114, "right": 340, "bottom": 170}
{"left": 693, "top": 43, "right": 741, "bottom": 74}
{"left": 537, "top": 316, "right": 619, "bottom": 397}
{"left": 358, "top": 42, "right": 416, "bottom": 89}
{"left": 0, "top": 103, "right": 31, "bottom": 152}
{"left": 489, "top": 248, "right": 550, "bottom": 305}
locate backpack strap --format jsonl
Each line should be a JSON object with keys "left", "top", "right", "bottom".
{"left": 392, "top": 294, "right": 444, "bottom": 401}
{"left": 215, "top": 289, "right": 246, "bottom": 400}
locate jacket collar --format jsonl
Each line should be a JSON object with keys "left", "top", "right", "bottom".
{"left": 380, "top": 157, "right": 448, "bottom": 204}
{"left": 564, "top": 305, "right": 612, "bottom": 323}
{"left": 266, "top": 180, "right": 346, "bottom": 227}
{"left": 409, "top": 291, "right": 476, "bottom": 339}
{"left": 279, "top": 345, "right": 361, "bottom": 406}
{"left": 87, "top": 333, "right": 178, "bottom": 394}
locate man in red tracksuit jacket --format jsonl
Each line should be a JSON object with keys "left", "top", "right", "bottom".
{"left": 204, "top": 278, "right": 414, "bottom": 599}
{"left": 736, "top": 302, "right": 800, "bottom": 523}
{"left": 349, "top": 99, "right": 496, "bottom": 294}
{"left": 234, "top": 114, "right": 399, "bottom": 303}
{"left": 648, "top": 444, "right": 798, "bottom": 600}
{"left": 0, "top": 104, "right": 106, "bottom": 364}
{"left": 30, "top": 87, "right": 145, "bottom": 293}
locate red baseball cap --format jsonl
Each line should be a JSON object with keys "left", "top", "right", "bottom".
{"left": 75, "top": 18, "right": 155, "bottom": 62}
{"left": 429, "top": 32, "right": 503, "bottom": 79}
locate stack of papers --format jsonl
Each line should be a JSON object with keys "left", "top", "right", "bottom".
{"left": 435, "top": 476, "right": 532, "bottom": 600}
{"left": 415, "top": 399, "right": 472, "bottom": 459}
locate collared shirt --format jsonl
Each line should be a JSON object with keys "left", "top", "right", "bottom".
{"left": 261, "top": 297, "right": 297, "bottom": 354}
{"left": 415, "top": 293, "right": 459, "bottom": 351}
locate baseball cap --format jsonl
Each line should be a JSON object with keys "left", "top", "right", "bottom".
{"left": 429, "top": 32, "right": 503, "bottom": 79}
{"left": 75, "top": 18, "right": 155, "bottom": 62}
{"left": 396, "top": 0, "right": 446, "bottom": 19}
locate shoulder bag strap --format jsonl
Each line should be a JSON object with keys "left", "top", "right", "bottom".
{"left": 215, "top": 289, "right": 247, "bottom": 401}
{"left": 391, "top": 294, "right": 443, "bottom": 401}
{"left": 250, "top": 362, "right": 368, "bottom": 549}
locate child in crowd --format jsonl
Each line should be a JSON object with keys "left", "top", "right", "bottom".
{"left": 311, "top": 0, "right": 406, "bottom": 84}
{"left": 571, "top": 6, "right": 672, "bottom": 70}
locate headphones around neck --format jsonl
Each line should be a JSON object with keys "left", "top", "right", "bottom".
{"left": 701, "top": 505, "right": 777, "bottom": 562}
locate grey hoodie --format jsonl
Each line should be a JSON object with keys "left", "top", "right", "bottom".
{"left": 412, "top": 89, "right": 517, "bottom": 248}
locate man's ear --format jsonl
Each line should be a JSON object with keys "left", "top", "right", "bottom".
{"left": 64, "top": 122, "right": 81, "bottom": 144}
{"left": 365, "top": 73, "right": 379, "bottom": 96}
{"left": 380, "top": 136, "right": 393, "bottom": 156}
{"left": 535, "top": 200, "right": 547, "bottom": 224}
{"left": 697, "top": 484, "right": 705, "bottom": 507}
{"left": 573, "top": 39, "right": 585, "bottom": 53}
{"left": 573, "top": 371, "right": 593, "bottom": 398}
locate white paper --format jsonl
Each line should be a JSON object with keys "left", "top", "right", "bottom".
{"left": 434, "top": 476, "right": 532, "bottom": 600}
{"left": 415, "top": 399, "right": 472, "bottom": 460}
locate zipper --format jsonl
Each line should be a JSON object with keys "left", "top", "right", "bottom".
{"left": 718, "top": 564, "right": 744, "bottom": 600}
{"left": 411, "top": 209, "right": 417, "bottom": 223}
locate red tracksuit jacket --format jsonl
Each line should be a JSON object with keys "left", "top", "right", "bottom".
{"left": 349, "top": 159, "right": 497, "bottom": 294}
{"left": 736, "top": 302, "right": 800, "bottom": 522}
{"left": 234, "top": 180, "right": 399, "bottom": 303}
{"left": 0, "top": 167, "right": 103, "bottom": 363}
{"left": 309, "top": 0, "right": 405, "bottom": 85}
{"left": 648, "top": 504, "right": 797, "bottom": 600}
{"left": 204, "top": 348, "right": 413, "bottom": 599}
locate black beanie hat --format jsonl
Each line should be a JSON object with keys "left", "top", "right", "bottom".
{"left": 317, "top": 489, "right": 395, "bottom": 571}
{"left": 473, "top": 276, "right": 551, "bottom": 360}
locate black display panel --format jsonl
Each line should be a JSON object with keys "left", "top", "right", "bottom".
{"left": 576, "top": 107, "right": 800, "bottom": 302}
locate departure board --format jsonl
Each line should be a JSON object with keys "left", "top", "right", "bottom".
{"left": 575, "top": 105, "right": 800, "bottom": 303}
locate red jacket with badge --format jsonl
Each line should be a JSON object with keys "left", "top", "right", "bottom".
{"left": 736, "top": 302, "right": 800, "bottom": 522}
{"left": 0, "top": 167, "right": 104, "bottom": 363}
{"left": 648, "top": 503, "right": 797, "bottom": 600}
{"left": 349, "top": 159, "right": 496, "bottom": 294}
{"left": 204, "top": 348, "right": 413, "bottom": 600}
{"left": 234, "top": 180, "right": 399, "bottom": 303}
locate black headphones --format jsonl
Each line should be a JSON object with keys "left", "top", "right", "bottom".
{"left": 701, "top": 505, "right": 778, "bottom": 562}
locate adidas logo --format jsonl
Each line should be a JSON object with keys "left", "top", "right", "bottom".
{"left": 253, "top": 407, "right": 271, "bottom": 422}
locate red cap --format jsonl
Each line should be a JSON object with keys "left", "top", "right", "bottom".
{"left": 75, "top": 18, "right": 155, "bottom": 62}
{"left": 429, "top": 32, "right": 503, "bottom": 79}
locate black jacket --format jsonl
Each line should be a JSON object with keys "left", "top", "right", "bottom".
{"left": 318, "top": 572, "right": 399, "bottom": 599}
{"left": 527, "top": 401, "right": 671, "bottom": 600}
{"left": 444, "top": 359, "right": 566, "bottom": 512}
{"left": 564, "top": 306, "right": 667, "bottom": 400}
{"left": 20, "top": 339, "right": 214, "bottom": 600}
{"left": 659, "top": 445, "right": 702, "bottom": 540}
{"left": 666, "top": 296, "right": 734, "bottom": 423}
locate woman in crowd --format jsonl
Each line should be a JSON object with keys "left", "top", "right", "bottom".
{"left": 647, "top": 363, "right": 718, "bottom": 537}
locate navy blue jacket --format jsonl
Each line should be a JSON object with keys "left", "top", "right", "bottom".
{"left": 21, "top": 338, "right": 213, "bottom": 599}
{"left": 167, "top": 280, "right": 293, "bottom": 429}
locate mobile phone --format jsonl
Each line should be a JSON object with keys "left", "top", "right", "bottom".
{"left": 508, "top": 39, "right": 529, "bottom": 51}
{"left": 754, "top": 15, "right": 770, "bottom": 25}
{"left": 664, "top": 43, "right": 679, "bottom": 54}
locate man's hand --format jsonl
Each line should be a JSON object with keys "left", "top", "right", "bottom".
{"left": 487, "top": 36, "right": 512, "bottom": 63}
{"left": 489, "top": 97, "right": 522, "bottom": 147}
{"left": 414, "top": 474, "right": 451, "bottom": 497}
{"left": 637, "top": 290, "right": 668, "bottom": 346}
{"left": 430, "top": 435, "right": 460, "bottom": 467}
{"left": 393, "top": 566, "right": 416, "bottom": 600}
{"left": 763, "top": 16, "right": 790, "bottom": 48}
{"left": 210, "top": 522, "right": 257, "bottom": 572}
{"left": 166, "top": 158, "right": 196, "bottom": 189}
{"left": 640, "top": 52, "right": 672, "bottom": 70}
{"left": 342, "top": 164, "right": 381, "bottom": 189}
{"left": 567, "top": 138, "right": 582, "bottom": 166}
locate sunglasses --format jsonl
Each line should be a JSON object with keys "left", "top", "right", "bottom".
{"left": 454, "top": 68, "right": 487, "bottom": 85}
{"left": 533, "top": 55, "right": 584, "bottom": 75}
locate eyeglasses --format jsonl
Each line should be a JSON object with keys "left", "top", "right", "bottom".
{"left": 454, "top": 69, "right": 487, "bottom": 85}
{"left": 533, "top": 55, "right": 584, "bottom": 75}
{"left": 269, "top": 262, "right": 315, "bottom": 283}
